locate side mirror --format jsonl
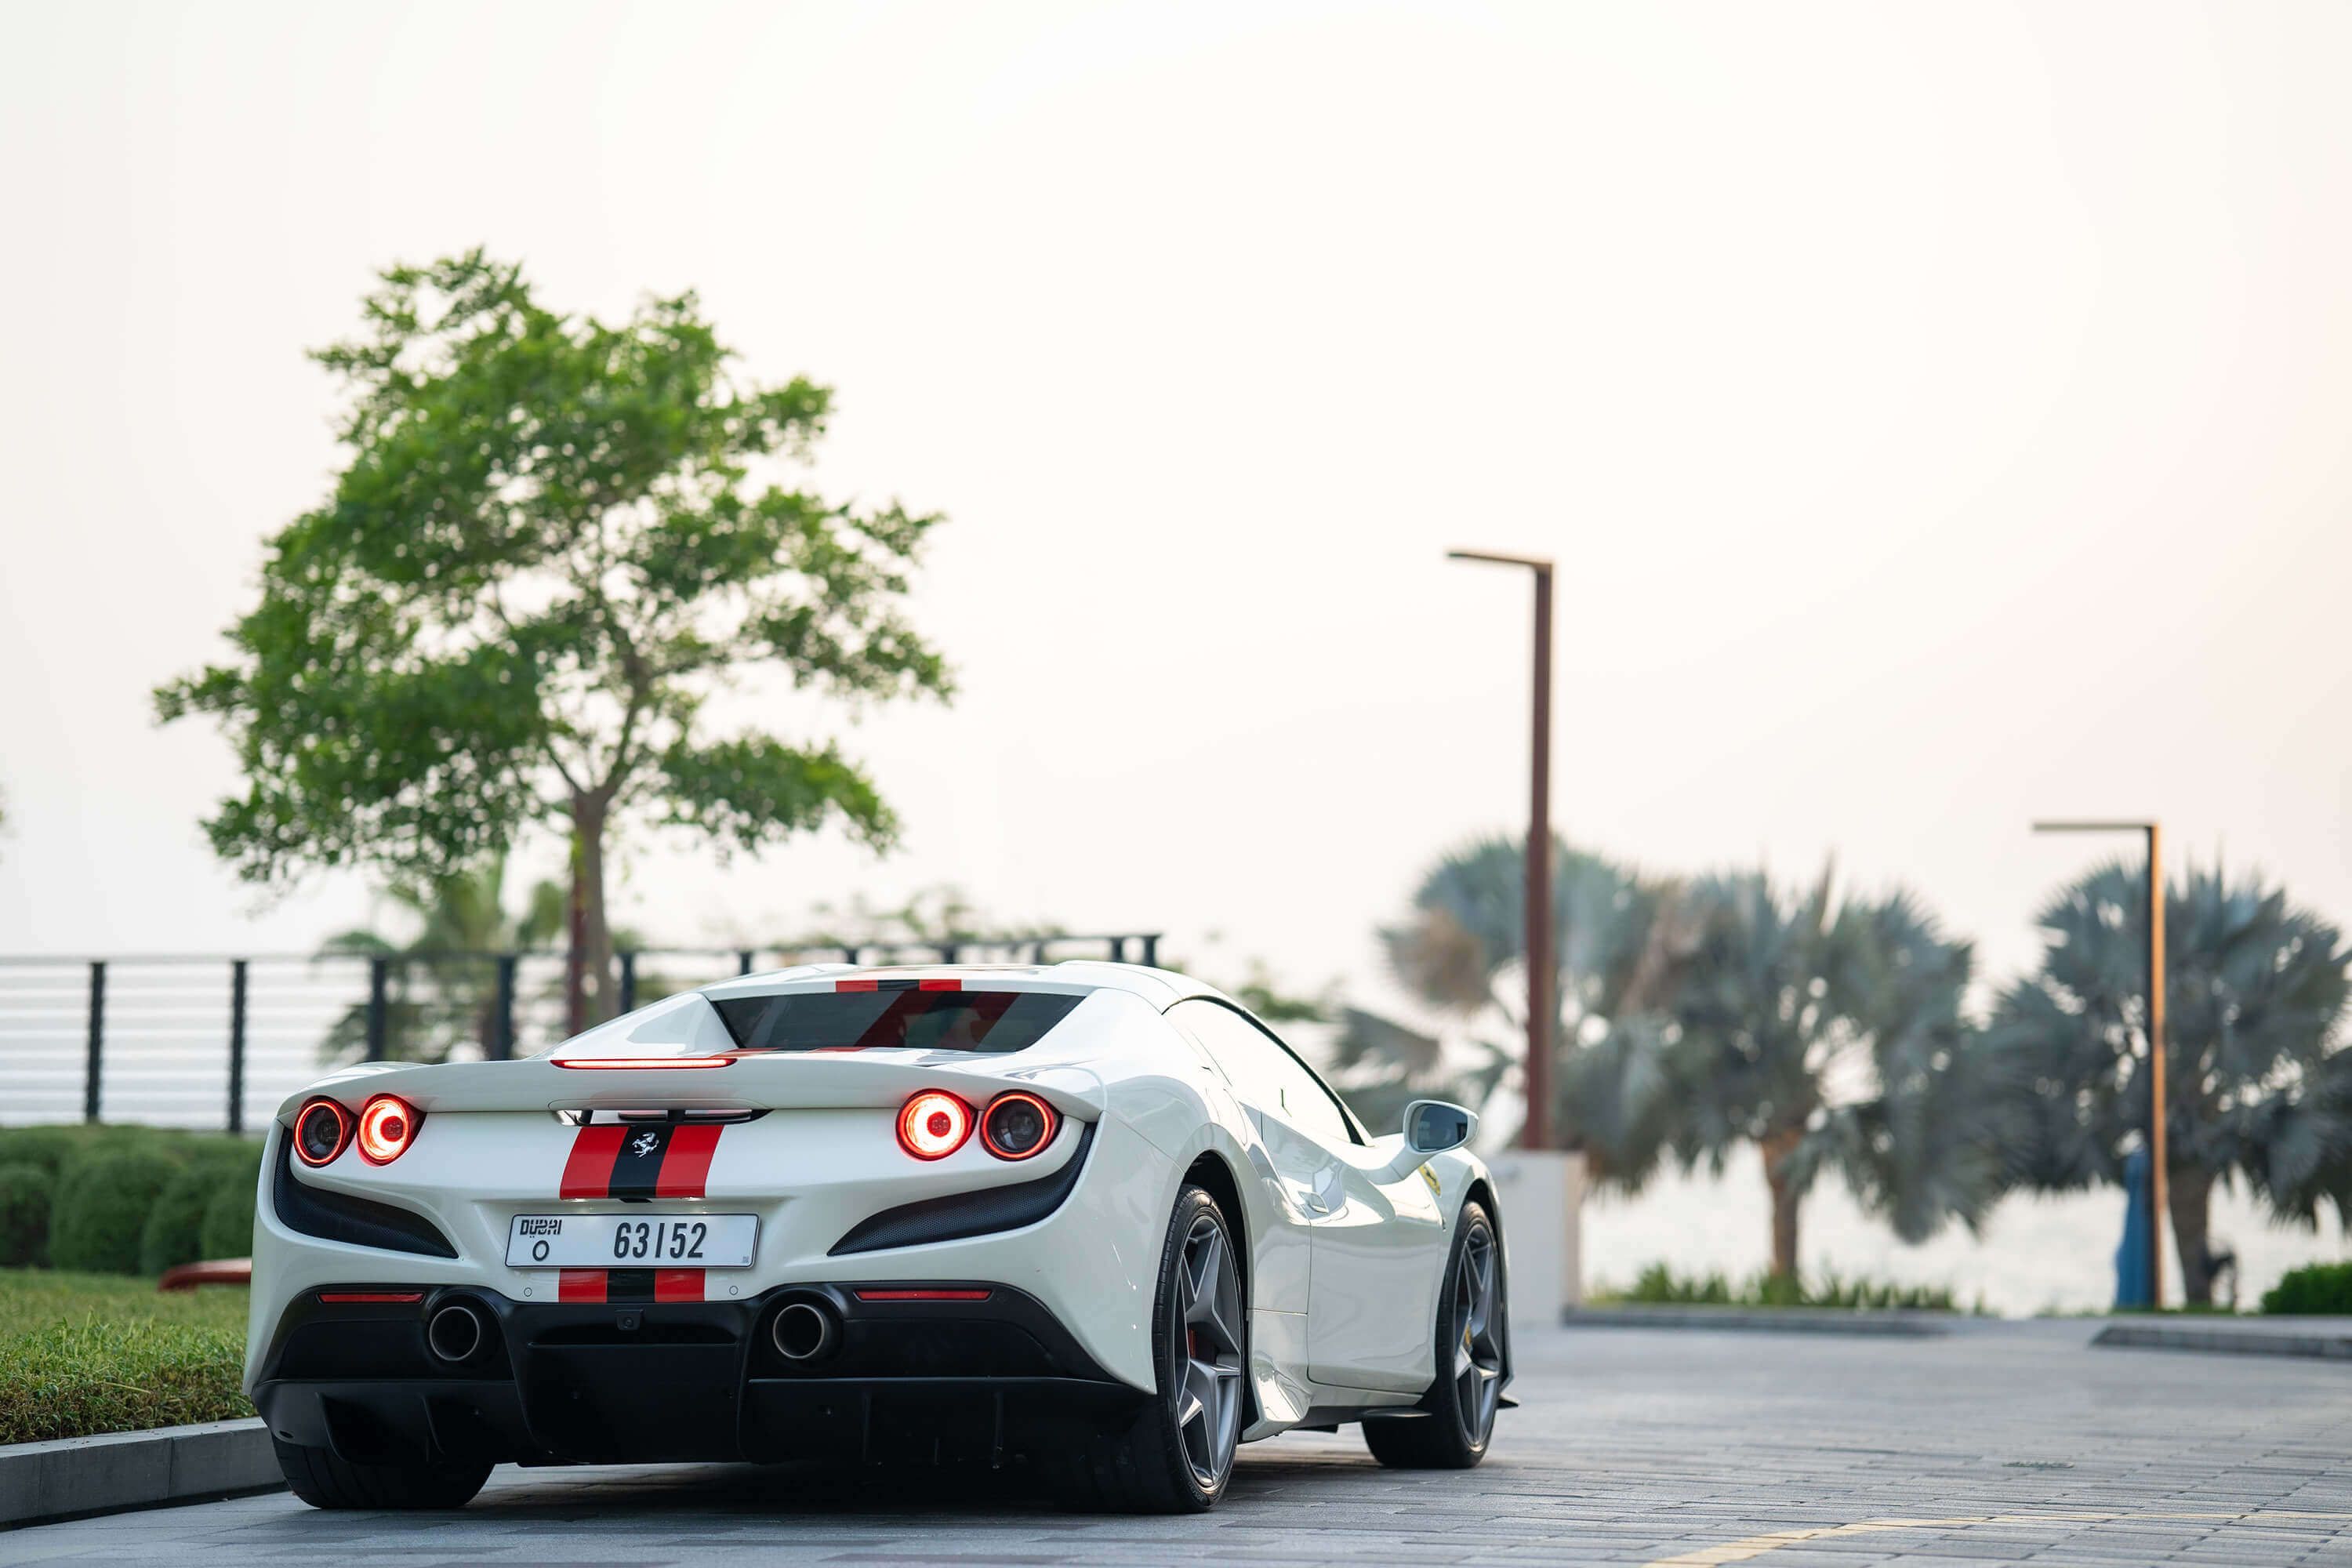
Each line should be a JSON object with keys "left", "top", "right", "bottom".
{"left": 1404, "top": 1099, "right": 1477, "bottom": 1155}
{"left": 1380, "top": 1099, "right": 1478, "bottom": 1180}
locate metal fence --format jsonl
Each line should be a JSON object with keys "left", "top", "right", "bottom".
{"left": 0, "top": 935, "right": 1162, "bottom": 1133}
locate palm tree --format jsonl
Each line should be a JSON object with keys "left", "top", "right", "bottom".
{"left": 1346, "top": 834, "right": 1685, "bottom": 1168}
{"left": 1353, "top": 839, "right": 2006, "bottom": 1276}
{"left": 1693, "top": 879, "right": 2004, "bottom": 1279}
{"left": 1989, "top": 859, "right": 2352, "bottom": 1305}
{"left": 318, "top": 858, "right": 566, "bottom": 1062}
{"left": 1563, "top": 866, "right": 2004, "bottom": 1277}
{"left": 1381, "top": 836, "right": 1679, "bottom": 1040}
{"left": 1328, "top": 1007, "right": 1513, "bottom": 1134}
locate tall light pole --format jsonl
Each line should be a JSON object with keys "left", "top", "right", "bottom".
{"left": 1449, "top": 550, "right": 1554, "bottom": 1151}
{"left": 2033, "top": 819, "right": 2166, "bottom": 1308}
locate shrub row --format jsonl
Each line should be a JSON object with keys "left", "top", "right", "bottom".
{"left": 0, "top": 1125, "right": 262, "bottom": 1276}
{"left": 2262, "top": 1261, "right": 2352, "bottom": 1315}
{"left": 1605, "top": 1261, "right": 1963, "bottom": 1311}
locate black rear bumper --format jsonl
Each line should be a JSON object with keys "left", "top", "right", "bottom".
{"left": 252, "top": 1282, "right": 1144, "bottom": 1468}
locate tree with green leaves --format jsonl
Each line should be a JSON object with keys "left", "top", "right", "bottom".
{"left": 1989, "top": 861, "right": 2352, "bottom": 1305}
{"left": 158, "top": 251, "right": 952, "bottom": 1029}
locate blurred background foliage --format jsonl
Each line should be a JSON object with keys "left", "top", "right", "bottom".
{"left": 316, "top": 858, "right": 683, "bottom": 1064}
{"left": 1590, "top": 1261, "right": 1967, "bottom": 1312}
{"left": 1987, "top": 860, "right": 2352, "bottom": 1305}
{"left": 1346, "top": 835, "right": 2352, "bottom": 1304}
{"left": 0, "top": 1126, "right": 259, "bottom": 1276}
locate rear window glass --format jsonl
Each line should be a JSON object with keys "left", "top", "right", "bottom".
{"left": 711, "top": 988, "right": 1082, "bottom": 1054}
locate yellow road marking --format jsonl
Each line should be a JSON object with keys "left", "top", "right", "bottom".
{"left": 1642, "top": 1510, "right": 2352, "bottom": 1566}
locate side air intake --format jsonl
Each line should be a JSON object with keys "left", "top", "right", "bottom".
{"left": 829, "top": 1121, "right": 1097, "bottom": 1256}
{"left": 270, "top": 1131, "right": 458, "bottom": 1258}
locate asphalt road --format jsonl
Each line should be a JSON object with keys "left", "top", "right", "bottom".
{"left": 7, "top": 1319, "right": 2352, "bottom": 1566}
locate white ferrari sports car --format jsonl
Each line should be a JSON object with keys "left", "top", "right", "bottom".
{"left": 246, "top": 961, "right": 1511, "bottom": 1513}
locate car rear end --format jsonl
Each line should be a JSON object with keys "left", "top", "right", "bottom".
{"left": 245, "top": 974, "right": 1177, "bottom": 1471}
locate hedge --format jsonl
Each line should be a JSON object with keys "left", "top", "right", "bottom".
{"left": 52, "top": 1152, "right": 180, "bottom": 1274}
{"left": 199, "top": 1170, "right": 258, "bottom": 1261}
{"left": 2262, "top": 1261, "right": 2352, "bottom": 1316}
{"left": 0, "top": 1127, "right": 91, "bottom": 1180}
{"left": 0, "top": 1126, "right": 263, "bottom": 1277}
{"left": 140, "top": 1167, "right": 221, "bottom": 1277}
{"left": 0, "top": 1165, "right": 50, "bottom": 1267}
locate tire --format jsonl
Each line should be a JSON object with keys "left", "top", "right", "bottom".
{"left": 1363, "top": 1199, "right": 1503, "bottom": 1469}
{"left": 1059, "top": 1184, "right": 1247, "bottom": 1512}
{"left": 273, "top": 1437, "right": 492, "bottom": 1510}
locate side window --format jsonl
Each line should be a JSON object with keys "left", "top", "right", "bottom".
{"left": 1167, "top": 1000, "right": 1357, "bottom": 1146}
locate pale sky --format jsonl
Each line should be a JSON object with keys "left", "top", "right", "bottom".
{"left": 3, "top": 0, "right": 2349, "bottom": 1020}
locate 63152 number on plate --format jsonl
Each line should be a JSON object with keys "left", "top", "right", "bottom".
{"left": 506, "top": 1213, "right": 757, "bottom": 1269}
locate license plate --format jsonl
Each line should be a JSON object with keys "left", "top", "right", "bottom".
{"left": 506, "top": 1213, "right": 757, "bottom": 1269}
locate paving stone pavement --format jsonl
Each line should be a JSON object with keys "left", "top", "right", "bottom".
{"left": 5, "top": 1319, "right": 2350, "bottom": 1566}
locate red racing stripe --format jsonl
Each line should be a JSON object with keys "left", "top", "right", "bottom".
{"left": 558, "top": 1269, "right": 607, "bottom": 1303}
{"left": 655, "top": 1124, "right": 721, "bottom": 1198}
{"left": 654, "top": 1269, "right": 704, "bottom": 1303}
{"left": 560, "top": 1125, "right": 627, "bottom": 1198}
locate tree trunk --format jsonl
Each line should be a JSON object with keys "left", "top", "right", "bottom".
{"left": 2168, "top": 1162, "right": 2216, "bottom": 1308}
{"left": 1760, "top": 1125, "right": 1804, "bottom": 1282}
{"left": 564, "top": 791, "right": 616, "bottom": 1036}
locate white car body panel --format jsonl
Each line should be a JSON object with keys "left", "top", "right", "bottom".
{"left": 1309, "top": 1139, "right": 1461, "bottom": 1391}
{"left": 245, "top": 962, "right": 1504, "bottom": 1460}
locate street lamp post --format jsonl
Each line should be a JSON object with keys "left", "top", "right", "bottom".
{"left": 2033, "top": 819, "right": 2166, "bottom": 1308}
{"left": 1448, "top": 550, "right": 1554, "bottom": 1151}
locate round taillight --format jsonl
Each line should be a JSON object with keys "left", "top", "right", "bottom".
{"left": 293, "top": 1098, "right": 351, "bottom": 1167}
{"left": 355, "top": 1094, "right": 421, "bottom": 1164}
{"left": 897, "top": 1091, "right": 974, "bottom": 1160}
{"left": 981, "top": 1091, "right": 1058, "bottom": 1160}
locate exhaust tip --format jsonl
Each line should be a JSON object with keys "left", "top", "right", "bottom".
{"left": 771, "top": 1299, "right": 839, "bottom": 1362}
{"left": 426, "top": 1301, "right": 486, "bottom": 1364}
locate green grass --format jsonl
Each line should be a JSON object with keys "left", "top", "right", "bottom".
{"left": 0, "top": 1269, "right": 252, "bottom": 1445}
{"left": 1591, "top": 1261, "right": 1965, "bottom": 1312}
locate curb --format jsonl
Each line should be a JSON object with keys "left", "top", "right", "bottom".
{"left": 2092, "top": 1323, "right": 2352, "bottom": 1361}
{"left": 0, "top": 1418, "right": 283, "bottom": 1530}
{"left": 1562, "top": 1305, "right": 1955, "bottom": 1336}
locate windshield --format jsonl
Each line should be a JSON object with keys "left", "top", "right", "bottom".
{"left": 710, "top": 988, "right": 1082, "bottom": 1054}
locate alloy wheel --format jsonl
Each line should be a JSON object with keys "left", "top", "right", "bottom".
{"left": 1171, "top": 1210, "right": 1244, "bottom": 1489}
{"left": 1451, "top": 1223, "right": 1502, "bottom": 1441}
